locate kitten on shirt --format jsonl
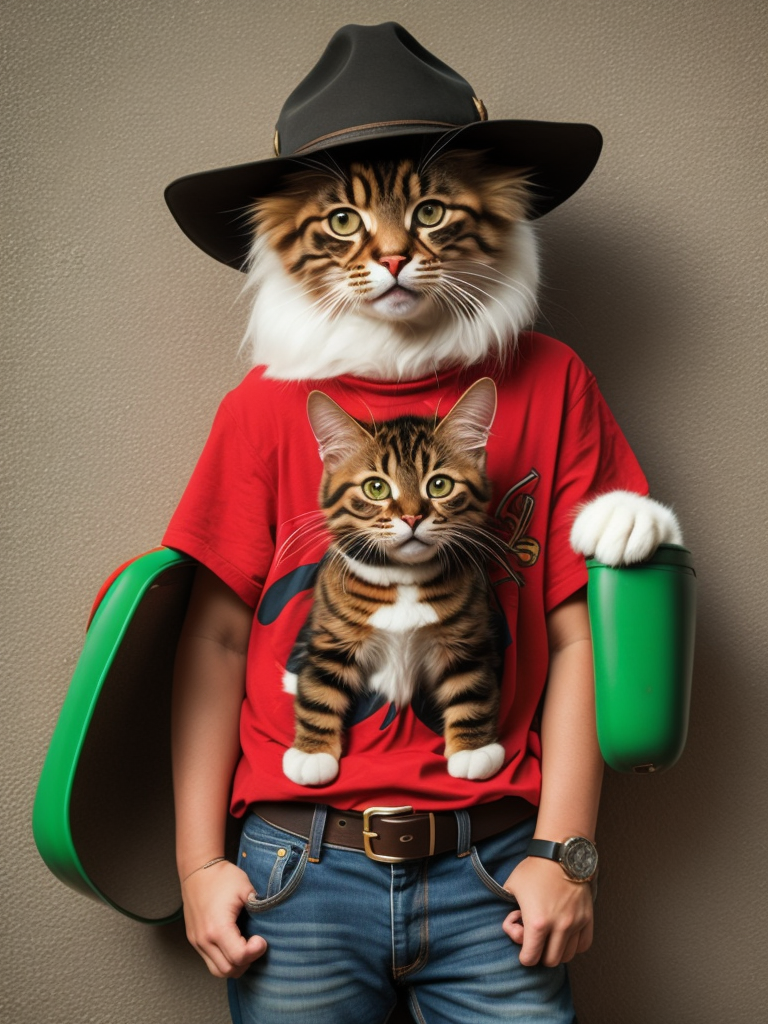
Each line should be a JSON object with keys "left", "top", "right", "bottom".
{"left": 242, "top": 148, "right": 681, "bottom": 566}
{"left": 282, "top": 378, "right": 505, "bottom": 787}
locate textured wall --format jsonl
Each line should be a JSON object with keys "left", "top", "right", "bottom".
{"left": 4, "top": 1, "right": 766, "bottom": 1021}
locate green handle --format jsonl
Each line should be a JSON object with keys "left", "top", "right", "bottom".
{"left": 587, "top": 544, "right": 696, "bottom": 774}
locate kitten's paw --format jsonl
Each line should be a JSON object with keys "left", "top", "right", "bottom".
{"left": 447, "top": 743, "right": 505, "bottom": 781}
{"left": 282, "top": 670, "right": 298, "bottom": 695}
{"left": 282, "top": 748, "right": 339, "bottom": 786}
{"left": 570, "top": 491, "right": 683, "bottom": 567}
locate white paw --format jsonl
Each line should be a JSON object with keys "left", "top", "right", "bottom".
{"left": 447, "top": 743, "right": 505, "bottom": 780}
{"left": 282, "top": 748, "right": 339, "bottom": 786}
{"left": 282, "top": 670, "right": 298, "bottom": 695}
{"left": 570, "top": 491, "right": 683, "bottom": 566}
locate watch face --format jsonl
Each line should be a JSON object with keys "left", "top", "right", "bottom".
{"left": 561, "top": 837, "right": 598, "bottom": 881}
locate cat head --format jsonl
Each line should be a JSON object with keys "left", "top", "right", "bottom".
{"left": 243, "top": 150, "right": 539, "bottom": 380}
{"left": 307, "top": 377, "right": 498, "bottom": 568}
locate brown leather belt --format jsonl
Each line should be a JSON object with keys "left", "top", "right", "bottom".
{"left": 251, "top": 797, "right": 535, "bottom": 863}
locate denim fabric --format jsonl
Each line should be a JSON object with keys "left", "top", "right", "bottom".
{"left": 228, "top": 809, "right": 574, "bottom": 1024}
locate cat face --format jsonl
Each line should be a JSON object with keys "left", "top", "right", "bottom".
{"left": 243, "top": 151, "right": 539, "bottom": 380}
{"left": 253, "top": 150, "right": 529, "bottom": 328}
{"left": 307, "top": 378, "right": 497, "bottom": 568}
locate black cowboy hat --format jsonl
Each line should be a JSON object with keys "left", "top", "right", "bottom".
{"left": 165, "top": 22, "right": 602, "bottom": 271}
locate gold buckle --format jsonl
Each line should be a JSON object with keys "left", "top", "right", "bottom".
{"left": 362, "top": 805, "right": 417, "bottom": 863}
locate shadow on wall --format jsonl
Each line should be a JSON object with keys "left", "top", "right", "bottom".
{"left": 534, "top": 207, "right": 699, "bottom": 390}
{"left": 571, "top": 604, "right": 754, "bottom": 1020}
{"left": 538, "top": 213, "right": 758, "bottom": 1019}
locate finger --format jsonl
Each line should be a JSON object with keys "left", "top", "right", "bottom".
{"left": 518, "top": 918, "right": 548, "bottom": 967}
{"left": 541, "top": 924, "right": 572, "bottom": 968}
{"left": 216, "top": 921, "right": 267, "bottom": 973}
{"left": 197, "top": 933, "right": 266, "bottom": 979}
{"left": 241, "top": 934, "right": 268, "bottom": 966}
{"left": 220, "top": 936, "right": 268, "bottom": 979}
{"left": 196, "top": 940, "right": 238, "bottom": 979}
{"left": 576, "top": 916, "right": 594, "bottom": 955}
{"left": 502, "top": 909, "right": 525, "bottom": 945}
{"left": 559, "top": 932, "right": 581, "bottom": 964}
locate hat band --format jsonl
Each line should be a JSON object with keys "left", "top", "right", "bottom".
{"left": 289, "top": 119, "right": 466, "bottom": 156}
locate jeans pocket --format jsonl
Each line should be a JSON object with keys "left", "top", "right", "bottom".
{"left": 469, "top": 846, "right": 520, "bottom": 904}
{"left": 467, "top": 821, "right": 533, "bottom": 906}
{"left": 239, "top": 815, "right": 309, "bottom": 912}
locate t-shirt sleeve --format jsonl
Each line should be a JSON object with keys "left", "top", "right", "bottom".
{"left": 544, "top": 377, "right": 649, "bottom": 612}
{"left": 162, "top": 396, "right": 276, "bottom": 607}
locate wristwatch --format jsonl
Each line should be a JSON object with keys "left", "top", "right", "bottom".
{"left": 527, "top": 836, "right": 598, "bottom": 883}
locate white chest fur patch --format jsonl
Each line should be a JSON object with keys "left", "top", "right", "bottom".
{"left": 368, "top": 585, "right": 439, "bottom": 631}
{"left": 364, "top": 587, "right": 441, "bottom": 706}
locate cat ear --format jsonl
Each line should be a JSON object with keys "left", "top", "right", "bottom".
{"left": 307, "top": 391, "right": 372, "bottom": 469}
{"left": 436, "top": 377, "right": 497, "bottom": 452}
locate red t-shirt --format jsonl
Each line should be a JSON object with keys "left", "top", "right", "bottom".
{"left": 163, "top": 333, "right": 648, "bottom": 815}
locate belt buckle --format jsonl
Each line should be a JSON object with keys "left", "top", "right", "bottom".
{"left": 362, "top": 805, "right": 421, "bottom": 863}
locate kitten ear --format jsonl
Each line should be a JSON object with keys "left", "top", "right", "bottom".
{"left": 307, "top": 391, "right": 372, "bottom": 469}
{"left": 436, "top": 377, "right": 497, "bottom": 452}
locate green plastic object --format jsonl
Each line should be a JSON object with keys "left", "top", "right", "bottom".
{"left": 587, "top": 544, "right": 696, "bottom": 774}
{"left": 33, "top": 548, "right": 197, "bottom": 924}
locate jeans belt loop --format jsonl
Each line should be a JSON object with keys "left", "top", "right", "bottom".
{"left": 454, "top": 809, "right": 472, "bottom": 858}
{"left": 307, "top": 804, "right": 329, "bottom": 864}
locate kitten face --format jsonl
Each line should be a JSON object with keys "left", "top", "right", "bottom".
{"left": 254, "top": 151, "right": 529, "bottom": 328}
{"left": 307, "top": 378, "right": 497, "bottom": 568}
{"left": 243, "top": 151, "right": 539, "bottom": 380}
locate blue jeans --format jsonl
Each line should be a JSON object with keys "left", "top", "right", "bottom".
{"left": 228, "top": 807, "right": 574, "bottom": 1024}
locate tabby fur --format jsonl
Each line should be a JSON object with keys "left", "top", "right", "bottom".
{"left": 282, "top": 377, "right": 507, "bottom": 787}
{"left": 243, "top": 149, "right": 538, "bottom": 381}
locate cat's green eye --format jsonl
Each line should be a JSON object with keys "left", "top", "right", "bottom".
{"left": 328, "top": 209, "right": 362, "bottom": 236}
{"left": 427, "top": 476, "right": 454, "bottom": 498}
{"left": 362, "top": 477, "right": 392, "bottom": 500}
{"left": 414, "top": 201, "right": 446, "bottom": 228}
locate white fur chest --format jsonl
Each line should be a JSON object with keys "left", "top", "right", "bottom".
{"left": 368, "top": 585, "right": 439, "bottom": 631}
{"left": 365, "top": 586, "right": 440, "bottom": 707}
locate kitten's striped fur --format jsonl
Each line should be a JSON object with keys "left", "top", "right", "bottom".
{"left": 243, "top": 150, "right": 539, "bottom": 381}
{"left": 283, "top": 378, "right": 506, "bottom": 787}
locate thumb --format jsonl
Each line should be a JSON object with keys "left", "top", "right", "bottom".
{"left": 243, "top": 933, "right": 268, "bottom": 962}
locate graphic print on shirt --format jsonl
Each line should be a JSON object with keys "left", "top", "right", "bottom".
{"left": 280, "top": 379, "right": 518, "bottom": 785}
{"left": 258, "top": 462, "right": 542, "bottom": 744}
{"left": 493, "top": 469, "right": 541, "bottom": 586}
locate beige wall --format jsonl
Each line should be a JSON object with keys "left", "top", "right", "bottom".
{"left": 4, "top": 1, "right": 766, "bottom": 1021}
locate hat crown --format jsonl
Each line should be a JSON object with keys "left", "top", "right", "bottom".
{"left": 275, "top": 22, "right": 481, "bottom": 156}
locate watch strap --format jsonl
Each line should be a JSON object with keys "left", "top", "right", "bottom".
{"left": 527, "top": 839, "right": 562, "bottom": 861}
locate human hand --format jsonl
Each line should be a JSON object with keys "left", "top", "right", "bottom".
{"left": 181, "top": 860, "right": 267, "bottom": 978}
{"left": 502, "top": 855, "right": 594, "bottom": 967}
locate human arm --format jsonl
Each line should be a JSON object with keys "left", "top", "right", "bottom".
{"left": 172, "top": 565, "right": 266, "bottom": 977}
{"left": 502, "top": 588, "right": 602, "bottom": 967}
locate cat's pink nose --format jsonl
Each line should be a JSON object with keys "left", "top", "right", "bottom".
{"left": 402, "top": 514, "right": 422, "bottom": 530}
{"left": 379, "top": 255, "right": 407, "bottom": 278}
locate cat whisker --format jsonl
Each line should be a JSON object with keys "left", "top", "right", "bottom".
{"left": 287, "top": 154, "right": 348, "bottom": 187}
{"left": 436, "top": 276, "right": 506, "bottom": 352}
{"left": 427, "top": 288, "right": 495, "bottom": 354}
{"left": 460, "top": 257, "right": 538, "bottom": 292}
{"left": 440, "top": 270, "right": 520, "bottom": 339}
{"left": 280, "top": 282, "right": 353, "bottom": 332}
{"left": 417, "top": 125, "right": 472, "bottom": 173}
{"left": 276, "top": 510, "right": 328, "bottom": 550}
{"left": 450, "top": 265, "right": 539, "bottom": 317}
{"left": 276, "top": 524, "right": 331, "bottom": 566}
{"left": 452, "top": 264, "right": 538, "bottom": 300}
{"left": 282, "top": 508, "right": 330, "bottom": 527}
{"left": 320, "top": 149, "right": 350, "bottom": 184}
{"left": 440, "top": 538, "right": 488, "bottom": 579}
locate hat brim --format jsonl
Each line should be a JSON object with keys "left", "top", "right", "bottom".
{"left": 165, "top": 119, "right": 602, "bottom": 271}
